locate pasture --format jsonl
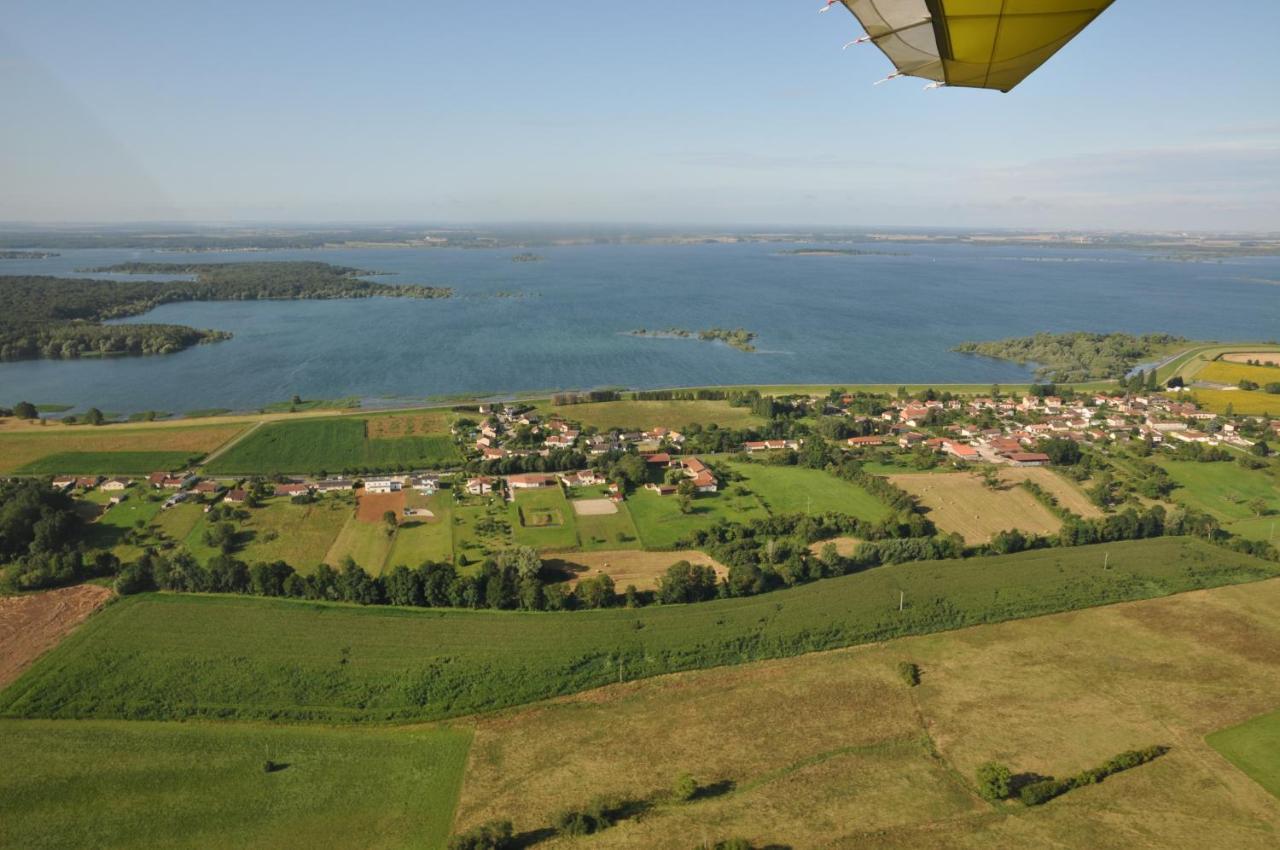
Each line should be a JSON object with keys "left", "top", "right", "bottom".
{"left": 545, "top": 549, "right": 727, "bottom": 591}
{"left": 0, "top": 422, "right": 246, "bottom": 474}
{"left": 537, "top": 399, "right": 764, "bottom": 431}
{"left": 889, "top": 471, "right": 1063, "bottom": 544}
{"left": 205, "top": 417, "right": 461, "bottom": 475}
{"left": 1, "top": 538, "right": 1272, "bottom": 725}
{"left": 573, "top": 499, "right": 643, "bottom": 551}
{"left": 627, "top": 485, "right": 769, "bottom": 550}
{"left": 1160, "top": 460, "right": 1280, "bottom": 526}
{"left": 1208, "top": 709, "right": 1280, "bottom": 800}
{"left": 510, "top": 487, "right": 579, "bottom": 551}
{"left": 0, "top": 719, "right": 470, "bottom": 850}
{"left": 455, "top": 577, "right": 1280, "bottom": 848}
{"left": 719, "top": 459, "right": 891, "bottom": 520}
{"left": 183, "top": 496, "right": 352, "bottom": 571}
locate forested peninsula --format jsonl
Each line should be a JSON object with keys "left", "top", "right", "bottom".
{"left": 0, "top": 261, "right": 451, "bottom": 361}
{"left": 953, "top": 332, "right": 1188, "bottom": 382}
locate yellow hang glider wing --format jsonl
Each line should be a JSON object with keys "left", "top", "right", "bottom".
{"left": 833, "top": 0, "right": 1115, "bottom": 92}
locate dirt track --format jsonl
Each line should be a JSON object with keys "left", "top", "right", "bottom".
{"left": 0, "top": 584, "right": 113, "bottom": 688}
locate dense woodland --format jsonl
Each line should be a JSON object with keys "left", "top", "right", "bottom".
{"left": 0, "top": 261, "right": 451, "bottom": 361}
{"left": 953, "top": 332, "right": 1188, "bottom": 382}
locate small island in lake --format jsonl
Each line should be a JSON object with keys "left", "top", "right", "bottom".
{"left": 0, "top": 250, "right": 59, "bottom": 259}
{"left": 628, "top": 326, "right": 757, "bottom": 352}
{"left": 777, "top": 248, "right": 907, "bottom": 257}
{"left": 510, "top": 252, "right": 543, "bottom": 263}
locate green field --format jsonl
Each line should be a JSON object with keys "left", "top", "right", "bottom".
{"left": 205, "top": 418, "right": 461, "bottom": 475}
{"left": 452, "top": 494, "right": 513, "bottom": 566}
{"left": 1161, "top": 460, "right": 1280, "bottom": 529}
{"left": 573, "top": 500, "right": 643, "bottom": 551}
{"left": 85, "top": 493, "right": 166, "bottom": 560}
{"left": 509, "top": 488, "right": 578, "bottom": 551}
{"left": 3, "top": 538, "right": 1272, "bottom": 725}
{"left": 1207, "top": 710, "right": 1280, "bottom": 800}
{"left": 17, "top": 451, "right": 203, "bottom": 475}
{"left": 627, "top": 484, "right": 769, "bottom": 549}
{"left": 0, "top": 719, "right": 470, "bottom": 850}
{"left": 720, "top": 459, "right": 892, "bottom": 520}
{"left": 388, "top": 492, "right": 455, "bottom": 567}
{"left": 325, "top": 513, "right": 395, "bottom": 573}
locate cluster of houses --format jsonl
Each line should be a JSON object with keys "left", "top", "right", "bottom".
{"left": 829, "top": 390, "right": 1274, "bottom": 463}
{"left": 468, "top": 403, "right": 686, "bottom": 460}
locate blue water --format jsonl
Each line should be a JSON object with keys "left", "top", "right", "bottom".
{"left": 1, "top": 243, "right": 1277, "bottom": 415}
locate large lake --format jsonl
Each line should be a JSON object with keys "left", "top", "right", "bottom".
{"left": 2, "top": 243, "right": 1278, "bottom": 415}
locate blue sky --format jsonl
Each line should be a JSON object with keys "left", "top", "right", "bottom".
{"left": 2, "top": 1, "right": 1277, "bottom": 229}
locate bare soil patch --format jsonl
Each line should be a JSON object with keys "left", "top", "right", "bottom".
{"left": 997, "top": 466, "right": 1103, "bottom": 519}
{"left": 572, "top": 498, "right": 618, "bottom": 516}
{"left": 808, "top": 536, "right": 862, "bottom": 557}
{"left": 355, "top": 489, "right": 406, "bottom": 523}
{"left": 0, "top": 584, "right": 113, "bottom": 688}
{"left": 544, "top": 549, "right": 727, "bottom": 591}
{"left": 890, "top": 471, "right": 1061, "bottom": 544}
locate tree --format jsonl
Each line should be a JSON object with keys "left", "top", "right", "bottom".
{"left": 382, "top": 509, "right": 398, "bottom": 536}
{"left": 13, "top": 401, "right": 38, "bottom": 420}
{"left": 84, "top": 407, "right": 105, "bottom": 426}
{"left": 656, "top": 561, "right": 719, "bottom": 604}
{"left": 672, "top": 772, "right": 699, "bottom": 802}
{"left": 976, "top": 762, "right": 1013, "bottom": 801}
{"left": 1248, "top": 497, "right": 1270, "bottom": 518}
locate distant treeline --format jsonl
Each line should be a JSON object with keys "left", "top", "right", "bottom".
{"left": 953, "top": 332, "right": 1188, "bottom": 382}
{"left": 0, "top": 261, "right": 451, "bottom": 361}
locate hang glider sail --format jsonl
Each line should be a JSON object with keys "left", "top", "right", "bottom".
{"left": 822, "top": 0, "right": 1115, "bottom": 92}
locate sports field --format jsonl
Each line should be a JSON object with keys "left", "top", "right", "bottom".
{"left": 720, "top": 459, "right": 891, "bottom": 520}
{"left": 1, "top": 538, "right": 1271, "bottom": 725}
{"left": 889, "top": 471, "right": 1062, "bottom": 544}
{"left": 0, "top": 422, "right": 246, "bottom": 474}
{"left": 1208, "top": 709, "right": 1280, "bottom": 800}
{"left": 536, "top": 399, "right": 764, "bottom": 431}
{"left": 455, "top": 577, "right": 1280, "bottom": 848}
{"left": 205, "top": 418, "right": 461, "bottom": 475}
{"left": 573, "top": 499, "right": 643, "bottom": 551}
{"left": 0, "top": 719, "right": 470, "bottom": 850}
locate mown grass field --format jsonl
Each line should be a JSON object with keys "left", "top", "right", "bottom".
{"left": 0, "top": 719, "right": 471, "bottom": 850}
{"left": 627, "top": 484, "right": 769, "bottom": 549}
{"left": 890, "top": 471, "right": 1063, "bottom": 544}
{"left": 388, "top": 491, "right": 454, "bottom": 567}
{"left": 324, "top": 512, "right": 395, "bottom": 573}
{"left": 510, "top": 488, "right": 579, "bottom": 551}
{"left": 997, "top": 466, "right": 1104, "bottom": 518}
{"left": 0, "top": 422, "right": 246, "bottom": 474}
{"left": 1208, "top": 709, "right": 1280, "bottom": 801}
{"left": 181, "top": 495, "right": 354, "bottom": 570}
{"left": 85, "top": 493, "right": 166, "bottom": 561}
{"left": 1, "top": 538, "right": 1272, "bottom": 725}
{"left": 205, "top": 418, "right": 461, "bottom": 475}
{"left": 536, "top": 399, "right": 764, "bottom": 431}
{"left": 455, "top": 578, "right": 1280, "bottom": 848}
{"left": 573, "top": 500, "right": 643, "bottom": 551}
{"left": 720, "top": 459, "right": 891, "bottom": 520}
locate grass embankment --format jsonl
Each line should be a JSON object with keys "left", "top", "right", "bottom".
{"left": 1208, "top": 710, "right": 1280, "bottom": 800}
{"left": 205, "top": 417, "right": 460, "bottom": 475}
{"left": 0, "top": 720, "right": 470, "bottom": 850}
{"left": 1, "top": 538, "right": 1273, "bottom": 725}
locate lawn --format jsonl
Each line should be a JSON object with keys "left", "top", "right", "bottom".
{"left": 1160, "top": 460, "right": 1280, "bottom": 524}
{"left": 510, "top": 487, "right": 579, "bottom": 551}
{"left": 2, "top": 538, "right": 1271, "bottom": 725}
{"left": 627, "top": 484, "right": 768, "bottom": 549}
{"left": 205, "top": 417, "right": 462, "bottom": 475}
{"left": 719, "top": 459, "right": 891, "bottom": 521}
{"left": 1208, "top": 709, "right": 1280, "bottom": 800}
{"left": 455, "top": 577, "right": 1280, "bottom": 848}
{"left": 85, "top": 493, "right": 166, "bottom": 560}
{"left": 536, "top": 399, "right": 764, "bottom": 431}
{"left": 0, "top": 423, "right": 246, "bottom": 473}
{"left": 387, "top": 491, "right": 455, "bottom": 567}
{"left": 0, "top": 719, "right": 471, "bottom": 850}
{"left": 889, "top": 471, "right": 1063, "bottom": 544}
{"left": 324, "top": 513, "right": 396, "bottom": 574}
{"left": 182, "top": 495, "right": 353, "bottom": 571}
{"left": 17, "top": 451, "right": 208, "bottom": 476}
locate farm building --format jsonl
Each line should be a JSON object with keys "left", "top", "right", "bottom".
{"left": 101, "top": 478, "right": 132, "bottom": 492}
{"left": 363, "top": 477, "right": 404, "bottom": 494}
{"left": 223, "top": 489, "right": 248, "bottom": 504}
{"left": 1005, "top": 452, "right": 1051, "bottom": 467}
{"left": 314, "top": 478, "right": 354, "bottom": 493}
{"left": 507, "top": 473, "right": 557, "bottom": 490}
{"left": 274, "top": 483, "right": 312, "bottom": 497}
